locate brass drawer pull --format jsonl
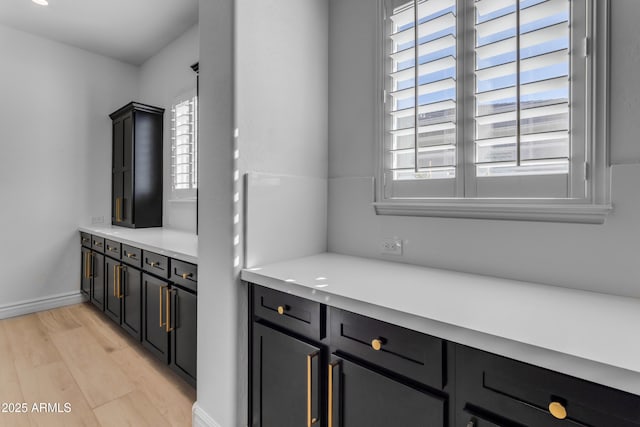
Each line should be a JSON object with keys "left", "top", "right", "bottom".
{"left": 113, "top": 265, "right": 118, "bottom": 297}
{"left": 126, "top": 253, "right": 137, "bottom": 259}
{"left": 166, "top": 288, "right": 176, "bottom": 333}
{"left": 88, "top": 252, "right": 94, "bottom": 278}
{"left": 307, "top": 351, "right": 319, "bottom": 427}
{"left": 549, "top": 401, "right": 567, "bottom": 420}
{"left": 116, "top": 197, "right": 123, "bottom": 222}
{"left": 371, "top": 338, "right": 385, "bottom": 351}
{"left": 95, "top": 242, "right": 103, "bottom": 247}
{"left": 181, "top": 272, "right": 193, "bottom": 280}
{"left": 277, "top": 305, "right": 287, "bottom": 315}
{"left": 159, "top": 286, "right": 166, "bottom": 327}
{"left": 117, "top": 265, "right": 123, "bottom": 299}
{"left": 328, "top": 361, "right": 340, "bottom": 427}
{"left": 151, "top": 261, "right": 160, "bottom": 267}
{"left": 84, "top": 252, "right": 90, "bottom": 279}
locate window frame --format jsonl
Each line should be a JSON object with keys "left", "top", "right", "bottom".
{"left": 374, "top": 0, "right": 612, "bottom": 224}
{"left": 170, "top": 91, "right": 198, "bottom": 201}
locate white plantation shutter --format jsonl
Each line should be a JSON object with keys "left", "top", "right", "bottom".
{"left": 384, "top": 0, "right": 458, "bottom": 198}
{"left": 382, "top": 0, "right": 590, "bottom": 201}
{"left": 171, "top": 96, "right": 198, "bottom": 194}
{"left": 471, "top": 0, "right": 586, "bottom": 198}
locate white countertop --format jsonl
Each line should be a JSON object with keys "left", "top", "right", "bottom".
{"left": 79, "top": 225, "right": 197, "bottom": 263}
{"left": 242, "top": 253, "right": 640, "bottom": 396}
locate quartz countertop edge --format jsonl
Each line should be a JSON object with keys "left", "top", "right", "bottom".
{"left": 241, "top": 252, "right": 640, "bottom": 396}
{"left": 79, "top": 225, "right": 197, "bottom": 263}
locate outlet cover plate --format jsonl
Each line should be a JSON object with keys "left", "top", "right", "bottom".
{"left": 381, "top": 238, "right": 403, "bottom": 255}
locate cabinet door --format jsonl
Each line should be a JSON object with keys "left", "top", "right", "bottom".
{"left": 112, "top": 118, "right": 124, "bottom": 225}
{"left": 80, "top": 247, "right": 92, "bottom": 296}
{"left": 170, "top": 286, "right": 197, "bottom": 386}
{"left": 252, "top": 323, "right": 322, "bottom": 427}
{"left": 104, "top": 257, "right": 122, "bottom": 324}
{"left": 141, "top": 273, "right": 169, "bottom": 363}
{"left": 328, "top": 356, "right": 445, "bottom": 427}
{"left": 121, "top": 265, "right": 142, "bottom": 340}
{"left": 90, "top": 253, "right": 104, "bottom": 310}
{"left": 121, "top": 114, "right": 133, "bottom": 227}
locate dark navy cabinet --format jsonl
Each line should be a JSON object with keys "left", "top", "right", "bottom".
{"left": 249, "top": 284, "right": 640, "bottom": 427}
{"left": 110, "top": 102, "right": 164, "bottom": 228}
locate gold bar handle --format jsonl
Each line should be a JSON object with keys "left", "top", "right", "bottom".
{"left": 115, "top": 198, "right": 122, "bottom": 222}
{"left": 181, "top": 272, "right": 192, "bottom": 280}
{"left": 151, "top": 261, "right": 159, "bottom": 267}
{"left": 117, "top": 266, "right": 123, "bottom": 299}
{"left": 307, "top": 351, "right": 319, "bottom": 427}
{"left": 88, "top": 252, "right": 94, "bottom": 278}
{"left": 84, "top": 252, "right": 89, "bottom": 279}
{"left": 159, "top": 286, "right": 166, "bottom": 327}
{"left": 328, "top": 361, "right": 340, "bottom": 427}
{"left": 165, "top": 288, "right": 175, "bottom": 333}
{"left": 113, "top": 265, "right": 117, "bottom": 297}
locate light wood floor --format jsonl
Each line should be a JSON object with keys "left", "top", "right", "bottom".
{"left": 0, "top": 303, "right": 196, "bottom": 427}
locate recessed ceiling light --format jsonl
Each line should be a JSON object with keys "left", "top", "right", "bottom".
{"left": 32, "top": 0, "right": 49, "bottom": 5}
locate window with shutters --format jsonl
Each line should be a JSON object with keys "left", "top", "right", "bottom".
{"left": 376, "top": 0, "right": 611, "bottom": 223}
{"left": 171, "top": 94, "right": 198, "bottom": 198}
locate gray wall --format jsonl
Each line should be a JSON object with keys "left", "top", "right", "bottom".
{"left": 328, "top": 0, "right": 640, "bottom": 298}
{"left": 0, "top": 24, "right": 139, "bottom": 309}
{"left": 139, "top": 25, "right": 199, "bottom": 233}
{"left": 196, "top": 0, "right": 329, "bottom": 424}
{"left": 197, "top": 0, "right": 238, "bottom": 426}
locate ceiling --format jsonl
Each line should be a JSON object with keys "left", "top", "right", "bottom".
{"left": 0, "top": 0, "right": 198, "bottom": 65}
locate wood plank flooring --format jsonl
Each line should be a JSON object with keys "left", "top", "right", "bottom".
{"left": 0, "top": 303, "right": 195, "bottom": 427}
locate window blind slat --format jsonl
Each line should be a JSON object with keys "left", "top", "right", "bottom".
{"left": 476, "top": 0, "right": 567, "bottom": 42}
{"left": 475, "top": 22, "right": 568, "bottom": 65}
{"left": 475, "top": 49, "right": 567, "bottom": 83}
{"left": 390, "top": 77, "right": 456, "bottom": 100}
{"left": 390, "top": 12, "right": 455, "bottom": 45}
{"left": 475, "top": 0, "right": 515, "bottom": 18}
{"left": 390, "top": 55, "right": 456, "bottom": 81}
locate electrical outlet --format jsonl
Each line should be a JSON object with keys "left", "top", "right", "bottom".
{"left": 91, "top": 216, "right": 104, "bottom": 225}
{"left": 381, "top": 238, "right": 403, "bottom": 255}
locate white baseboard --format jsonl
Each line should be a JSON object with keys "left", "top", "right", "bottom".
{"left": 0, "top": 291, "right": 87, "bottom": 320}
{"left": 192, "top": 402, "right": 222, "bottom": 427}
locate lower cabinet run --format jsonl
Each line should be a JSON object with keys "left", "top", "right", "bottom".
{"left": 80, "top": 232, "right": 197, "bottom": 387}
{"left": 249, "top": 283, "right": 640, "bottom": 427}
{"left": 250, "top": 284, "right": 449, "bottom": 427}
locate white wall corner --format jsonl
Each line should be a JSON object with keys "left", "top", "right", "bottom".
{"left": 0, "top": 291, "right": 87, "bottom": 320}
{"left": 192, "top": 402, "right": 223, "bottom": 427}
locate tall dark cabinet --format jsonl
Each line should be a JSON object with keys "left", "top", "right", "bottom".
{"left": 110, "top": 102, "right": 164, "bottom": 228}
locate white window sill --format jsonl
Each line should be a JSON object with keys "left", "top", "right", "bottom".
{"left": 168, "top": 198, "right": 197, "bottom": 204}
{"left": 373, "top": 201, "right": 613, "bottom": 224}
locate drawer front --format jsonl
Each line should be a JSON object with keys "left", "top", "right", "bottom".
{"left": 456, "top": 345, "right": 640, "bottom": 427}
{"left": 330, "top": 307, "right": 444, "bottom": 389}
{"left": 121, "top": 244, "right": 142, "bottom": 268}
{"left": 91, "top": 236, "right": 105, "bottom": 253}
{"left": 105, "top": 239, "right": 121, "bottom": 259}
{"left": 143, "top": 251, "right": 169, "bottom": 279}
{"left": 170, "top": 259, "right": 197, "bottom": 292}
{"left": 253, "top": 285, "right": 325, "bottom": 341}
{"left": 80, "top": 232, "right": 91, "bottom": 248}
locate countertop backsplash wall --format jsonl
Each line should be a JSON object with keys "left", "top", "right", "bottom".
{"left": 327, "top": 0, "right": 640, "bottom": 299}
